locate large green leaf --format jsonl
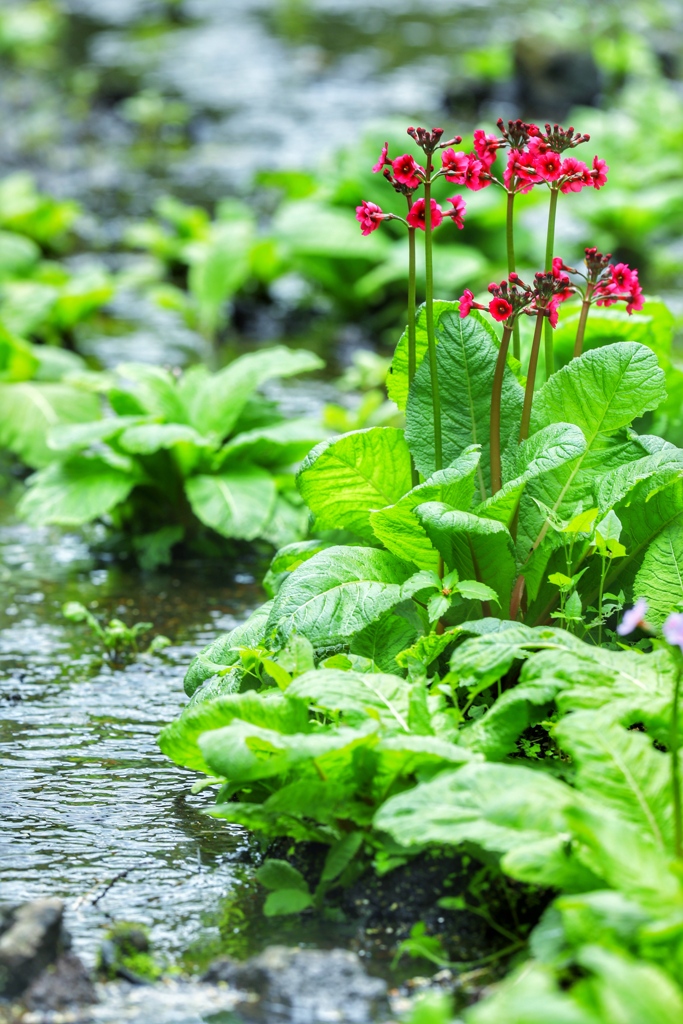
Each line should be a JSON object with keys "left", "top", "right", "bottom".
{"left": 185, "top": 468, "right": 277, "bottom": 540}
{"left": 266, "top": 545, "right": 416, "bottom": 648}
{"left": 0, "top": 382, "right": 101, "bottom": 468}
{"left": 118, "top": 423, "right": 214, "bottom": 454}
{"left": 297, "top": 427, "right": 412, "bottom": 540}
{"left": 159, "top": 691, "right": 309, "bottom": 773}
{"left": 375, "top": 761, "right": 579, "bottom": 864}
{"left": 185, "top": 347, "right": 323, "bottom": 440}
{"left": 555, "top": 713, "right": 674, "bottom": 853}
{"left": 530, "top": 343, "right": 666, "bottom": 440}
{"left": 369, "top": 448, "right": 480, "bottom": 569}
{"left": 405, "top": 312, "right": 523, "bottom": 496}
{"left": 287, "top": 668, "right": 413, "bottom": 731}
{"left": 416, "top": 502, "right": 516, "bottom": 612}
{"left": 188, "top": 219, "right": 253, "bottom": 337}
{"left": 216, "top": 418, "right": 323, "bottom": 468}
{"left": 387, "top": 300, "right": 458, "bottom": 411}
{"left": 348, "top": 610, "right": 419, "bottom": 673}
{"left": 48, "top": 416, "right": 149, "bottom": 454}
{"left": 18, "top": 456, "right": 138, "bottom": 526}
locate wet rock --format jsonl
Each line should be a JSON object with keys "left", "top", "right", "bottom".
{"left": 204, "top": 945, "right": 389, "bottom": 1024}
{"left": 23, "top": 953, "right": 97, "bottom": 1012}
{"left": 514, "top": 38, "right": 602, "bottom": 121}
{"left": 0, "top": 898, "right": 66, "bottom": 999}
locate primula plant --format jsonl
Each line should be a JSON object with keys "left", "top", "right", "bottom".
{"left": 160, "top": 117, "right": 683, "bottom": 1019}
{"left": 18, "top": 346, "right": 324, "bottom": 568}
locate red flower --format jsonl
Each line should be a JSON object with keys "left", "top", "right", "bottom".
{"left": 489, "top": 297, "right": 513, "bottom": 322}
{"left": 559, "top": 157, "right": 591, "bottom": 193}
{"left": 626, "top": 273, "right": 644, "bottom": 314}
{"left": 445, "top": 195, "right": 466, "bottom": 229}
{"left": 591, "top": 155, "right": 609, "bottom": 189}
{"left": 372, "top": 142, "right": 390, "bottom": 173}
{"left": 407, "top": 197, "right": 443, "bottom": 230}
{"left": 473, "top": 130, "right": 499, "bottom": 169}
{"left": 547, "top": 290, "right": 572, "bottom": 327}
{"left": 355, "top": 200, "right": 386, "bottom": 236}
{"left": 441, "top": 148, "right": 469, "bottom": 182}
{"left": 534, "top": 149, "right": 562, "bottom": 181}
{"left": 392, "top": 154, "right": 424, "bottom": 188}
{"left": 459, "top": 289, "right": 476, "bottom": 317}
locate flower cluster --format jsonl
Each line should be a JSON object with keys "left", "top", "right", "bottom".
{"left": 562, "top": 248, "right": 645, "bottom": 315}
{"left": 356, "top": 129, "right": 467, "bottom": 235}
{"left": 459, "top": 268, "right": 575, "bottom": 326}
{"left": 618, "top": 599, "right": 683, "bottom": 653}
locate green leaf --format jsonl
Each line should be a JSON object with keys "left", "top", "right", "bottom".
{"left": 18, "top": 457, "right": 138, "bottom": 526}
{"left": 369, "top": 449, "right": 481, "bottom": 569}
{"left": 216, "top": 418, "right": 323, "bottom": 468}
{"left": 159, "top": 691, "right": 309, "bottom": 773}
{"left": 185, "top": 467, "right": 277, "bottom": 540}
{"left": 0, "top": 325, "right": 38, "bottom": 381}
{"left": 320, "top": 832, "right": 364, "bottom": 883}
{"left": 374, "top": 761, "right": 578, "bottom": 861}
{"left": 297, "top": 427, "right": 412, "bottom": 540}
{"left": 531, "top": 342, "right": 665, "bottom": 446}
{"left": 416, "top": 502, "right": 516, "bottom": 612}
{"left": 455, "top": 580, "right": 499, "bottom": 604}
{"left": 48, "top": 416, "right": 149, "bottom": 454}
{"left": 0, "top": 382, "right": 101, "bottom": 468}
{"left": 186, "top": 347, "right": 323, "bottom": 440}
{"left": 466, "top": 961, "right": 598, "bottom": 1024}
{"left": 263, "top": 889, "right": 314, "bottom": 916}
{"left": 256, "top": 859, "right": 310, "bottom": 892}
{"left": 348, "top": 610, "right": 418, "bottom": 673}
{"left": 634, "top": 522, "right": 683, "bottom": 627}
{"left": 555, "top": 713, "right": 674, "bottom": 852}
{"left": 115, "top": 363, "right": 187, "bottom": 423}
{"left": 118, "top": 423, "right": 214, "bottom": 454}
{"left": 183, "top": 602, "right": 273, "bottom": 697}
{"left": 287, "top": 668, "right": 412, "bottom": 731}
{"left": 387, "top": 300, "right": 459, "bottom": 410}
{"left": 406, "top": 311, "right": 523, "bottom": 495}
{"left": 267, "top": 545, "right": 415, "bottom": 648}
{"left": 448, "top": 622, "right": 579, "bottom": 691}
{"left": 188, "top": 219, "right": 253, "bottom": 336}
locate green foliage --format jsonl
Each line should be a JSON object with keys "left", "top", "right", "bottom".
{"left": 62, "top": 600, "right": 169, "bottom": 663}
{"left": 16, "top": 348, "right": 324, "bottom": 565}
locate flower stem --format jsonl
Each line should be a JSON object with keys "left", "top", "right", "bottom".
{"left": 543, "top": 186, "right": 559, "bottom": 381}
{"left": 519, "top": 311, "right": 545, "bottom": 442}
{"left": 407, "top": 220, "right": 419, "bottom": 487}
{"left": 573, "top": 282, "right": 594, "bottom": 359}
{"left": 424, "top": 163, "right": 443, "bottom": 471}
{"left": 506, "top": 191, "right": 520, "bottom": 361}
{"left": 673, "top": 663, "right": 683, "bottom": 859}
{"left": 490, "top": 324, "right": 513, "bottom": 495}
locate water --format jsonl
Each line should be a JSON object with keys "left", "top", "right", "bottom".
{"left": 0, "top": 506, "right": 264, "bottom": 967}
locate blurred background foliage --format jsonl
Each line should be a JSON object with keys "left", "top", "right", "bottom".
{"left": 0, "top": 0, "right": 681, "bottom": 359}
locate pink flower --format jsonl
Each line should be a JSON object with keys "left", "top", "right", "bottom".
{"left": 552, "top": 257, "right": 565, "bottom": 279}
{"left": 489, "top": 297, "right": 513, "bottom": 322}
{"left": 441, "top": 148, "right": 470, "bottom": 183}
{"left": 664, "top": 611, "right": 683, "bottom": 650}
{"left": 407, "top": 198, "right": 443, "bottom": 231}
{"left": 355, "top": 200, "right": 386, "bottom": 236}
{"left": 504, "top": 149, "right": 540, "bottom": 193}
{"left": 459, "top": 289, "right": 476, "bottom": 317}
{"left": 372, "top": 141, "right": 390, "bottom": 173}
{"left": 559, "top": 157, "right": 591, "bottom": 193}
{"left": 626, "top": 275, "right": 644, "bottom": 314}
{"left": 445, "top": 195, "right": 466, "bottom": 229}
{"left": 547, "top": 291, "right": 571, "bottom": 327}
{"left": 591, "top": 155, "right": 609, "bottom": 189}
{"left": 473, "top": 130, "right": 499, "bottom": 169}
{"left": 610, "top": 263, "right": 636, "bottom": 292}
{"left": 392, "top": 153, "right": 424, "bottom": 188}
{"left": 462, "top": 155, "right": 489, "bottom": 191}
{"left": 617, "top": 598, "right": 649, "bottom": 636}
{"left": 534, "top": 149, "right": 562, "bottom": 181}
